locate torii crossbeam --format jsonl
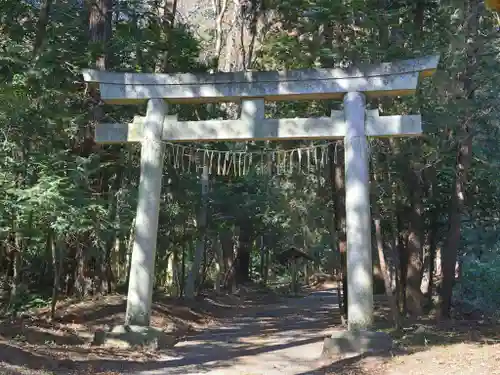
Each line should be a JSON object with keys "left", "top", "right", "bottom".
{"left": 83, "top": 55, "right": 439, "bottom": 332}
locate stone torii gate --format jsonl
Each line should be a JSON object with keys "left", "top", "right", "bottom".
{"left": 83, "top": 56, "right": 439, "bottom": 334}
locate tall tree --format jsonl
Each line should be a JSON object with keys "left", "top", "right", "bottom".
{"left": 87, "top": 0, "right": 113, "bottom": 294}
{"left": 439, "top": 0, "right": 481, "bottom": 318}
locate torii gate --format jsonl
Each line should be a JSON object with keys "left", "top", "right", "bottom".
{"left": 83, "top": 55, "right": 439, "bottom": 332}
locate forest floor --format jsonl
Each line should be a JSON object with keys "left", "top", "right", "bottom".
{"left": 0, "top": 282, "right": 498, "bottom": 374}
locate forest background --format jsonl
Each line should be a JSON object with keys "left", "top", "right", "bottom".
{"left": 0, "top": 0, "right": 499, "bottom": 323}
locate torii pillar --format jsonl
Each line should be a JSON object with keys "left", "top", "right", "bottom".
{"left": 343, "top": 91, "right": 373, "bottom": 330}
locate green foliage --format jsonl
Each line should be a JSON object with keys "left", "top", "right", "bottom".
{"left": 454, "top": 255, "right": 500, "bottom": 319}
{"left": 6, "top": 290, "right": 50, "bottom": 316}
{"left": 0, "top": 0, "right": 206, "bottom": 297}
{"left": 0, "top": 0, "right": 498, "bottom": 320}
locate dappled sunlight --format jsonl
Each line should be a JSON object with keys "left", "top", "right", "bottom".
{"left": 384, "top": 342, "right": 500, "bottom": 375}
{"left": 0, "top": 289, "right": 498, "bottom": 374}
{"left": 2, "top": 1, "right": 495, "bottom": 375}
{"left": 0, "top": 288, "right": 341, "bottom": 374}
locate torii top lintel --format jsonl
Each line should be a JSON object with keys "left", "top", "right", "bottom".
{"left": 82, "top": 55, "right": 439, "bottom": 105}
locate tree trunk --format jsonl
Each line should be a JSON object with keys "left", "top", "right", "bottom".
{"left": 103, "top": 167, "right": 123, "bottom": 294}
{"left": 440, "top": 130, "right": 473, "bottom": 318}
{"left": 125, "top": 218, "right": 135, "bottom": 288}
{"left": 302, "top": 227, "right": 313, "bottom": 284}
{"left": 420, "top": 167, "right": 438, "bottom": 305}
{"left": 33, "top": 0, "right": 53, "bottom": 56}
{"left": 180, "top": 242, "right": 187, "bottom": 297}
{"left": 397, "top": 212, "right": 409, "bottom": 315}
{"left": 50, "top": 230, "right": 59, "bottom": 320}
{"left": 421, "top": 211, "right": 439, "bottom": 300}
{"left": 186, "top": 234, "right": 205, "bottom": 298}
{"left": 333, "top": 144, "right": 348, "bottom": 319}
{"left": 85, "top": 0, "right": 113, "bottom": 294}
{"left": 160, "top": 0, "right": 178, "bottom": 72}
{"left": 422, "top": 173, "right": 440, "bottom": 309}
{"left": 439, "top": 0, "right": 479, "bottom": 319}
{"left": 166, "top": 248, "right": 180, "bottom": 297}
{"left": 236, "top": 223, "right": 252, "bottom": 284}
{"left": 221, "top": 228, "right": 236, "bottom": 292}
{"left": 186, "top": 166, "right": 209, "bottom": 298}
{"left": 218, "top": 0, "right": 261, "bottom": 72}
{"left": 88, "top": 0, "right": 112, "bottom": 71}
{"left": 8, "top": 247, "right": 20, "bottom": 316}
{"left": 213, "top": 236, "right": 223, "bottom": 292}
{"left": 291, "top": 259, "right": 298, "bottom": 295}
{"left": 405, "top": 167, "right": 425, "bottom": 316}
{"left": 372, "top": 174, "right": 401, "bottom": 329}
{"left": 229, "top": 227, "right": 239, "bottom": 292}
{"left": 259, "top": 235, "right": 265, "bottom": 284}
{"left": 212, "top": 0, "right": 230, "bottom": 68}
{"left": 74, "top": 242, "right": 87, "bottom": 298}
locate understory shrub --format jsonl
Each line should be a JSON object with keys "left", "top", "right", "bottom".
{"left": 453, "top": 255, "right": 500, "bottom": 320}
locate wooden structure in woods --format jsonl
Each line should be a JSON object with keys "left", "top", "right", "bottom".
{"left": 278, "top": 246, "right": 313, "bottom": 295}
{"left": 278, "top": 246, "right": 314, "bottom": 262}
{"left": 83, "top": 54, "right": 439, "bottom": 331}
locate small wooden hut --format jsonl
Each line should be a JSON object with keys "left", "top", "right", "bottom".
{"left": 278, "top": 246, "right": 313, "bottom": 295}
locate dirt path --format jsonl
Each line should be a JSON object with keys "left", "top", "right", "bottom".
{"left": 129, "top": 288, "right": 500, "bottom": 375}
{"left": 0, "top": 287, "right": 340, "bottom": 375}
{"left": 1, "top": 287, "right": 498, "bottom": 374}
{"left": 142, "top": 288, "right": 340, "bottom": 375}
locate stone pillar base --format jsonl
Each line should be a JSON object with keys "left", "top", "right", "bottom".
{"left": 322, "top": 329, "right": 393, "bottom": 359}
{"left": 92, "top": 325, "right": 177, "bottom": 350}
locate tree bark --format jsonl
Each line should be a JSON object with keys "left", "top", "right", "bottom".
{"left": 213, "top": 236, "right": 223, "bottom": 292}
{"left": 221, "top": 228, "right": 236, "bottom": 291}
{"left": 180, "top": 242, "right": 187, "bottom": 297}
{"left": 439, "top": 0, "right": 479, "bottom": 319}
{"left": 166, "top": 248, "right": 180, "bottom": 296}
{"left": 50, "top": 230, "right": 59, "bottom": 320}
{"left": 421, "top": 168, "right": 439, "bottom": 306}
{"left": 333, "top": 144, "right": 348, "bottom": 320}
{"left": 397, "top": 210, "right": 409, "bottom": 315}
{"left": 422, "top": 208, "right": 439, "bottom": 301}
{"left": 161, "top": 0, "right": 178, "bottom": 72}
{"left": 33, "top": 0, "right": 53, "bottom": 56}
{"left": 405, "top": 167, "right": 425, "bottom": 316}
{"left": 86, "top": 0, "right": 113, "bottom": 293}
{"left": 212, "top": 0, "right": 230, "bottom": 69}
{"left": 235, "top": 223, "right": 252, "bottom": 284}
{"left": 259, "top": 235, "right": 266, "bottom": 284}
{"left": 440, "top": 133, "right": 473, "bottom": 318}
{"left": 88, "top": 0, "right": 112, "bottom": 71}
{"left": 185, "top": 166, "right": 209, "bottom": 298}
{"left": 74, "top": 242, "right": 87, "bottom": 298}
{"left": 218, "top": 0, "right": 263, "bottom": 72}
{"left": 372, "top": 173, "right": 401, "bottom": 329}
{"left": 103, "top": 167, "right": 123, "bottom": 293}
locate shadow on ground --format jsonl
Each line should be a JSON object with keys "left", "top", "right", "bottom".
{"left": 0, "top": 289, "right": 498, "bottom": 375}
